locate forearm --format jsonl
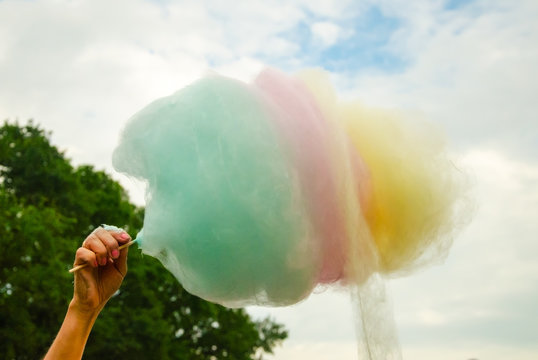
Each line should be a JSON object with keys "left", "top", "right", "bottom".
{"left": 44, "top": 300, "right": 101, "bottom": 360}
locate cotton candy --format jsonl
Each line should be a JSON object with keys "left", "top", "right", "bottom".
{"left": 112, "top": 68, "right": 468, "bottom": 309}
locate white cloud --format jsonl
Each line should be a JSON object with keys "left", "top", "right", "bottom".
{"left": 417, "top": 308, "right": 447, "bottom": 326}
{"left": 402, "top": 343, "right": 538, "bottom": 360}
{"left": 268, "top": 340, "right": 358, "bottom": 360}
{"left": 310, "top": 21, "right": 344, "bottom": 47}
{"left": 348, "top": 0, "right": 538, "bottom": 158}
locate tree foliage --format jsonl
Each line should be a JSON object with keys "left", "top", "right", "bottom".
{"left": 0, "top": 121, "right": 287, "bottom": 359}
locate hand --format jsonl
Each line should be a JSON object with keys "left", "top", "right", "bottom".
{"left": 71, "top": 227, "right": 131, "bottom": 314}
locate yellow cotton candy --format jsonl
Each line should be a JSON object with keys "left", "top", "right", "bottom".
{"left": 343, "top": 104, "right": 465, "bottom": 274}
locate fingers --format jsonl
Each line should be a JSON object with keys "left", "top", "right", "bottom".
{"left": 108, "top": 229, "right": 131, "bottom": 245}
{"left": 80, "top": 227, "right": 131, "bottom": 268}
{"left": 74, "top": 247, "right": 99, "bottom": 268}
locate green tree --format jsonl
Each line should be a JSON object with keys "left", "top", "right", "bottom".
{"left": 0, "top": 121, "right": 287, "bottom": 359}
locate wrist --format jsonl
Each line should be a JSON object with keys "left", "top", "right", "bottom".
{"left": 68, "top": 298, "right": 102, "bottom": 322}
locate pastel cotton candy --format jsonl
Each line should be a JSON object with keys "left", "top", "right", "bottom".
{"left": 112, "top": 68, "right": 468, "bottom": 308}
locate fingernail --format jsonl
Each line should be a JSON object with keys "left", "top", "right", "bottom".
{"left": 93, "top": 260, "right": 98, "bottom": 267}
{"left": 99, "top": 257, "right": 107, "bottom": 266}
{"left": 112, "top": 249, "right": 119, "bottom": 259}
{"left": 121, "top": 232, "right": 129, "bottom": 240}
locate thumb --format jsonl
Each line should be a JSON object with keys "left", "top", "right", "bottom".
{"left": 108, "top": 230, "right": 131, "bottom": 277}
{"left": 115, "top": 242, "right": 129, "bottom": 276}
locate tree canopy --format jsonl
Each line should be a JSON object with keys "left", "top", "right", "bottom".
{"left": 0, "top": 120, "right": 287, "bottom": 359}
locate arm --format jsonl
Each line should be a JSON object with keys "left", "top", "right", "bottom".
{"left": 44, "top": 227, "right": 131, "bottom": 360}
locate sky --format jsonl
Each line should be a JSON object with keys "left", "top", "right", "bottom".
{"left": 1, "top": 0, "right": 537, "bottom": 359}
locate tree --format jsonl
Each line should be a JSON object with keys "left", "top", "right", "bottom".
{"left": 0, "top": 121, "right": 287, "bottom": 359}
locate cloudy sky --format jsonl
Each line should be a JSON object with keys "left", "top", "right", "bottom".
{"left": 1, "top": 0, "right": 537, "bottom": 359}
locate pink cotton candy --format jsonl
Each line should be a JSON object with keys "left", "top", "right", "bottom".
{"left": 254, "top": 68, "right": 348, "bottom": 283}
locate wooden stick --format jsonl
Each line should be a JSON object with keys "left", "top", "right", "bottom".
{"left": 68, "top": 240, "right": 137, "bottom": 273}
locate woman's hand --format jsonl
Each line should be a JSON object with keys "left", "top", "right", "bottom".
{"left": 44, "top": 227, "right": 131, "bottom": 360}
{"left": 71, "top": 227, "right": 131, "bottom": 314}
